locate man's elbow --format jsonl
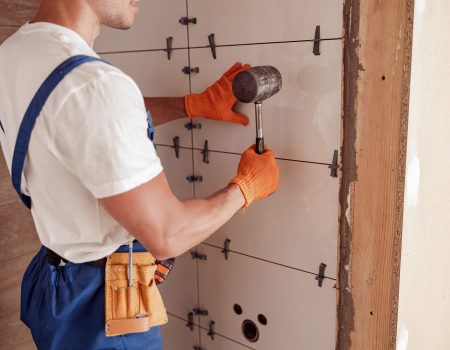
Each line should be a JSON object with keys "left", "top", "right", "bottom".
{"left": 141, "top": 232, "right": 179, "bottom": 260}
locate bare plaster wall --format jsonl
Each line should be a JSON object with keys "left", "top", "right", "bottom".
{"left": 396, "top": 1, "right": 450, "bottom": 349}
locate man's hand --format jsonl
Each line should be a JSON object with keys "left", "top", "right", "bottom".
{"left": 229, "top": 145, "right": 280, "bottom": 207}
{"left": 185, "top": 62, "right": 251, "bottom": 125}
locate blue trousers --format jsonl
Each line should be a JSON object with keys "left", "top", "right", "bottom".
{"left": 20, "top": 246, "right": 163, "bottom": 350}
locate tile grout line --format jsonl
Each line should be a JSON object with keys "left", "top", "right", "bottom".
{"left": 201, "top": 242, "right": 337, "bottom": 281}
{"left": 97, "top": 37, "right": 343, "bottom": 55}
{"left": 155, "top": 143, "right": 334, "bottom": 167}
{"left": 183, "top": 2, "right": 203, "bottom": 346}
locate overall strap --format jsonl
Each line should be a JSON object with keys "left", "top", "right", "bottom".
{"left": 146, "top": 110, "right": 155, "bottom": 141}
{"left": 11, "top": 55, "right": 110, "bottom": 209}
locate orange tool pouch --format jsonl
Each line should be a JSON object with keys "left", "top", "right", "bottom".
{"left": 104, "top": 251, "right": 168, "bottom": 337}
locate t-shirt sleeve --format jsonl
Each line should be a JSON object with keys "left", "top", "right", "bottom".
{"left": 51, "top": 71, "right": 163, "bottom": 198}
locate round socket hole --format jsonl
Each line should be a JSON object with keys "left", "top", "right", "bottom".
{"left": 233, "top": 304, "right": 243, "bottom": 315}
{"left": 258, "top": 314, "right": 268, "bottom": 326}
{"left": 242, "top": 319, "right": 259, "bottom": 343}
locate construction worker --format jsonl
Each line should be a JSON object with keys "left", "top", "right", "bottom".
{"left": 0, "top": 0, "right": 280, "bottom": 349}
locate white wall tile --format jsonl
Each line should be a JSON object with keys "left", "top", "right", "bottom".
{"left": 190, "top": 40, "right": 342, "bottom": 163}
{"left": 194, "top": 150, "right": 338, "bottom": 277}
{"left": 187, "top": 0, "right": 343, "bottom": 46}
{"left": 157, "top": 146, "right": 194, "bottom": 200}
{"left": 100, "top": 50, "right": 192, "bottom": 148}
{"left": 158, "top": 250, "right": 198, "bottom": 320}
{"left": 94, "top": 0, "right": 188, "bottom": 52}
{"left": 162, "top": 314, "right": 200, "bottom": 350}
{"left": 200, "top": 329, "right": 254, "bottom": 350}
{"left": 197, "top": 246, "right": 336, "bottom": 350}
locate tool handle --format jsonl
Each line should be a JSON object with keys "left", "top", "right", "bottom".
{"left": 256, "top": 137, "right": 264, "bottom": 155}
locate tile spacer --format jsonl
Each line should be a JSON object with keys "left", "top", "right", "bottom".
{"left": 191, "top": 251, "right": 207, "bottom": 260}
{"left": 193, "top": 307, "right": 209, "bottom": 316}
{"left": 185, "top": 121, "right": 202, "bottom": 130}
{"left": 329, "top": 150, "right": 339, "bottom": 177}
{"left": 208, "top": 33, "right": 217, "bottom": 59}
{"left": 201, "top": 140, "right": 210, "bottom": 164}
{"left": 172, "top": 136, "right": 180, "bottom": 158}
{"left": 313, "top": 25, "right": 321, "bottom": 56}
{"left": 186, "top": 312, "right": 194, "bottom": 331}
{"left": 165, "top": 36, "right": 173, "bottom": 60}
{"left": 179, "top": 17, "right": 197, "bottom": 25}
{"left": 182, "top": 66, "right": 200, "bottom": 75}
{"left": 221, "top": 239, "right": 231, "bottom": 260}
{"left": 207, "top": 321, "right": 216, "bottom": 340}
{"left": 315, "top": 263, "right": 327, "bottom": 287}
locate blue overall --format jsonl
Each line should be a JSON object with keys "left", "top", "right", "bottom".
{"left": 6, "top": 55, "right": 161, "bottom": 349}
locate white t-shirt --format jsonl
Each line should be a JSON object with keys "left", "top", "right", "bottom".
{"left": 0, "top": 22, "right": 163, "bottom": 263}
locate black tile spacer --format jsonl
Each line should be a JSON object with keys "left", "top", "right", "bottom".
{"left": 329, "top": 150, "right": 339, "bottom": 177}
{"left": 315, "top": 263, "right": 327, "bottom": 287}
{"left": 207, "top": 320, "right": 216, "bottom": 340}
{"left": 191, "top": 251, "right": 207, "bottom": 260}
{"left": 184, "top": 121, "right": 202, "bottom": 130}
{"left": 182, "top": 66, "right": 200, "bottom": 75}
{"left": 186, "top": 312, "right": 194, "bottom": 331}
{"left": 165, "top": 36, "right": 173, "bottom": 60}
{"left": 208, "top": 33, "right": 217, "bottom": 59}
{"left": 186, "top": 175, "right": 203, "bottom": 183}
{"left": 179, "top": 17, "right": 197, "bottom": 25}
{"left": 172, "top": 136, "right": 180, "bottom": 158}
{"left": 221, "top": 239, "right": 231, "bottom": 260}
{"left": 193, "top": 307, "right": 209, "bottom": 316}
{"left": 313, "top": 25, "right": 321, "bottom": 56}
{"left": 201, "top": 140, "right": 210, "bottom": 164}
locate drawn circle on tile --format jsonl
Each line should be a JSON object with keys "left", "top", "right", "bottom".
{"left": 233, "top": 304, "right": 243, "bottom": 315}
{"left": 242, "top": 319, "right": 259, "bottom": 343}
{"left": 257, "top": 314, "right": 268, "bottom": 326}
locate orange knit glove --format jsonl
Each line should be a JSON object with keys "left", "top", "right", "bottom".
{"left": 229, "top": 145, "right": 280, "bottom": 208}
{"left": 184, "top": 62, "right": 251, "bottom": 125}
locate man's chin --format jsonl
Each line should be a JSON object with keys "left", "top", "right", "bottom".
{"left": 105, "top": 21, "right": 134, "bottom": 30}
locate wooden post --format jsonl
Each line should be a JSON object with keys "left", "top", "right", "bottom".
{"left": 337, "top": 0, "right": 414, "bottom": 349}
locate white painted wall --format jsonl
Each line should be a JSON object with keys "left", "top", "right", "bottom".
{"left": 396, "top": 1, "right": 450, "bottom": 349}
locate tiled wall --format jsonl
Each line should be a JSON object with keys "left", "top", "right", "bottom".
{"left": 98, "top": 1, "right": 343, "bottom": 349}
{"left": 0, "top": 1, "right": 41, "bottom": 349}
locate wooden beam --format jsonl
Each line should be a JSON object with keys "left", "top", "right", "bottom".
{"left": 337, "top": 0, "right": 414, "bottom": 349}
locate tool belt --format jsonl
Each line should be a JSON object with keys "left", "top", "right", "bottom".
{"left": 105, "top": 248, "right": 168, "bottom": 336}
{"left": 45, "top": 244, "right": 169, "bottom": 337}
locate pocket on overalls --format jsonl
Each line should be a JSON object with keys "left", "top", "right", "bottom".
{"left": 105, "top": 252, "right": 168, "bottom": 337}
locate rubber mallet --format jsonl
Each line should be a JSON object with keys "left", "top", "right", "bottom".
{"left": 232, "top": 66, "right": 282, "bottom": 154}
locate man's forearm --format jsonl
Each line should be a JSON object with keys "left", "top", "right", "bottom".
{"left": 144, "top": 97, "right": 187, "bottom": 126}
{"left": 159, "top": 184, "right": 245, "bottom": 258}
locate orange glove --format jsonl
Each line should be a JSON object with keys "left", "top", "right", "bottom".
{"left": 184, "top": 62, "right": 251, "bottom": 125}
{"left": 229, "top": 145, "right": 280, "bottom": 208}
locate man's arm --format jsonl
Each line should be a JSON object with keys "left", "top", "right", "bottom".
{"left": 143, "top": 97, "right": 186, "bottom": 126}
{"left": 101, "top": 172, "right": 244, "bottom": 260}
{"left": 143, "top": 62, "right": 250, "bottom": 127}
{"left": 100, "top": 145, "right": 279, "bottom": 260}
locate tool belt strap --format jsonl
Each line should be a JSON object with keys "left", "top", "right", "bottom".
{"left": 106, "top": 316, "right": 156, "bottom": 337}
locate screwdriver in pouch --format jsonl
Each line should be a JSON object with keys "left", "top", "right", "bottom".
{"left": 128, "top": 242, "right": 133, "bottom": 317}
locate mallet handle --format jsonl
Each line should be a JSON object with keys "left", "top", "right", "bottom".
{"left": 255, "top": 102, "right": 264, "bottom": 154}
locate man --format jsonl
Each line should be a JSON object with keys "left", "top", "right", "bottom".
{"left": 0, "top": 0, "right": 279, "bottom": 349}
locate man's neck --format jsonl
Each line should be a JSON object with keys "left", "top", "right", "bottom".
{"left": 31, "top": 0, "right": 100, "bottom": 47}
